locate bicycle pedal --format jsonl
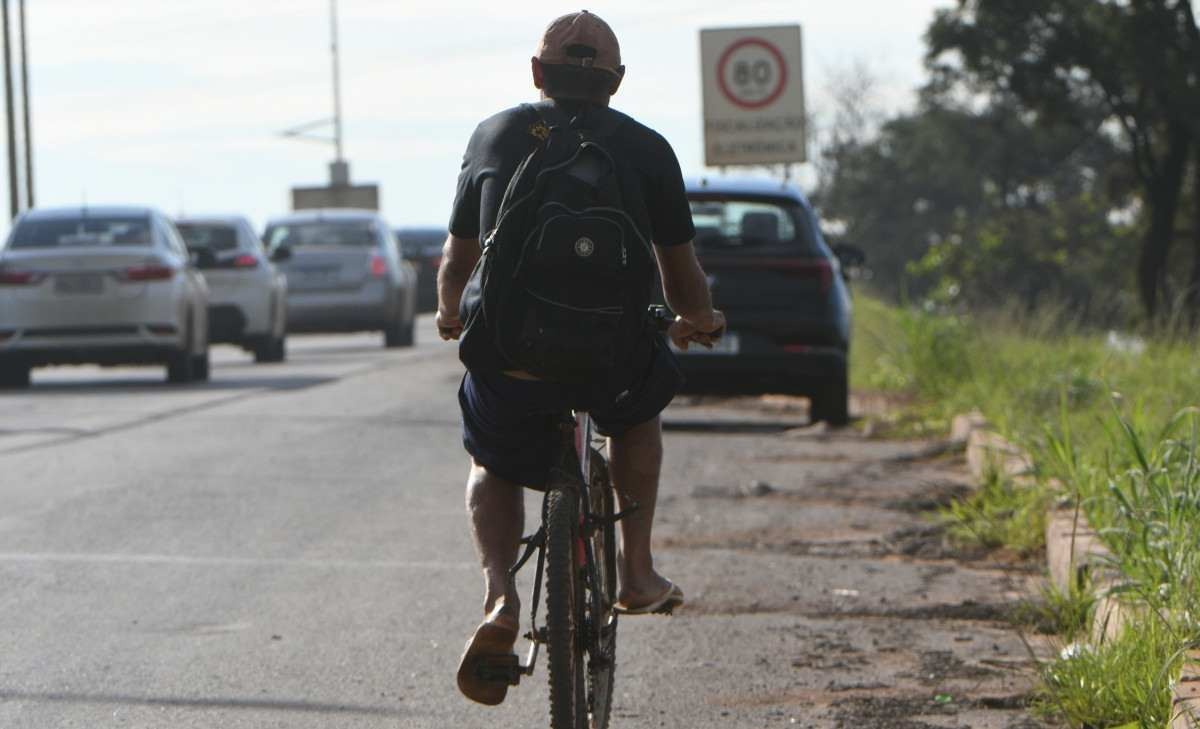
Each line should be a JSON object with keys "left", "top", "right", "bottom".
{"left": 474, "top": 654, "right": 522, "bottom": 686}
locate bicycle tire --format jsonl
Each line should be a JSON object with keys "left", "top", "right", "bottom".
{"left": 586, "top": 450, "right": 617, "bottom": 729}
{"left": 545, "top": 486, "right": 586, "bottom": 729}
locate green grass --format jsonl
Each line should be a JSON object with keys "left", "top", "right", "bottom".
{"left": 941, "top": 465, "right": 1053, "bottom": 557}
{"left": 1011, "top": 576, "right": 1098, "bottom": 644}
{"left": 850, "top": 294, "right": 1200, "bottom": 728}
{"left": 1034, "top": 611, "right": 1184, "bottom": 728}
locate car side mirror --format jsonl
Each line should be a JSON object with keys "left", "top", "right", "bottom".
{"left": 190, "top": 248, "right": 218, "bottom": 269}
{"left": 832, "top": 243, "right": 866, "bottom": 268}
{"left": 270, "top": 245, "right": 292, "bottom": 263}
{"left": 395, "top": 241, "right": 418, "bottom": 262}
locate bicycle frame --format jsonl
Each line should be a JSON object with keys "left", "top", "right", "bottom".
{"left": 576, "top": 411, "right": 594, "bottom": 481}
{"left": 503, "top": 410, "right": 600, "bottom": 682}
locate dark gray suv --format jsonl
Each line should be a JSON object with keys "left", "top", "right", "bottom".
{"left": 674, "top": 177, "right": 862, "bottom": 425}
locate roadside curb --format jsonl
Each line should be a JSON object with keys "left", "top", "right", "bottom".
{"left": 1173, "top": 655, "right": 1200, "bottom": 729}
{"left": 954, "top": 412, "right": 1200, "bottom": 725}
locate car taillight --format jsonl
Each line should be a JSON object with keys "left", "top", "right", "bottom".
{"left": 0, "top": 268, "right": 43, "bottom": 285}
{"left": 702, "top": 257, "right": 835, "bottom": 293}
{"left": 370, "top": 254, "right": 388, "bottom": 278}
{"left": 795, "top": 260, "right": 834, "bottom": 294}
{"left": 121, "top": 264, "right": 176, "bottom": 282}
{"left": 232, "top": 254, "right": 258, "bottom": 269}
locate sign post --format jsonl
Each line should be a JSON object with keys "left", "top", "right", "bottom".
{"left": 700, "top": 25, "right": 806, "bottom": 168}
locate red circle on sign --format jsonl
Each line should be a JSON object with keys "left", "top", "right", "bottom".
{"left": 717, "top": 37, "right": 788, "bottom": 110}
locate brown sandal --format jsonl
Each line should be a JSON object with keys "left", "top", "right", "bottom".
{"left": 456, "top": 605, "right": 519, "bottom": 705}
{"left": 614, "top": 581, "right": 684, "bottom": 615}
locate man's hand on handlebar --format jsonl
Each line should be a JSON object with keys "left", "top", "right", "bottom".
{"left": 668, "top": 310, "right": 726, "bottom": 351}
{"left": 437, "top": 310, "right": 464, "bottom": 341}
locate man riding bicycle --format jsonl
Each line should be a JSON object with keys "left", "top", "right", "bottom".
{"left": 436, "top": 10, "right": 725, "bottom": 706}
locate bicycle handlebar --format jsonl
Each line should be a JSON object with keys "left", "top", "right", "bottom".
{"left": 648, "top": 305, "right": 674, "bottom": 334}
{"left": 648, "top": 305, "right": 726, "bottom": 347}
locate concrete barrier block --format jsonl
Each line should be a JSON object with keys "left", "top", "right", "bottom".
{"left": 966, "top": 428, "right": 1034, "bottom": 482}
{"left": 1044, "top": 508, "right": 1114, "bottom": 594}
{"left": 1172, "top": 653, "right": 1200, "bottom": 728}
{"left": 950, "top": 411, "right": 988, "bottom": 443}
{"left": 1089, "top": 579, "right": 1134, "bottom": 644}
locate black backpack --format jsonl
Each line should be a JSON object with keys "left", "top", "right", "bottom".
{"left": 459, "top": 104, "right": 655, "bottom": 388}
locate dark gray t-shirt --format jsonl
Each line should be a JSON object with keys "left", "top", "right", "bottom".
{"left": 448, "top": 99, "right": 695, "bottom": 248}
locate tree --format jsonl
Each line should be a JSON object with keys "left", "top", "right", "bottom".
{"left": 925, "top": 0, "right": 1200, "bottom": 318}
{"left": 816, "top": 92, "right": 1137, "bottom": 318}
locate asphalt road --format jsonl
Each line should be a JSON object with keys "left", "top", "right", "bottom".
{"left": 0, "top": 317, "right": 1049, "bottom": 728}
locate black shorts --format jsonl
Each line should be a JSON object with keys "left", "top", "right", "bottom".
{"left": 458, "top": 341, "right": 682, "bottom": 488}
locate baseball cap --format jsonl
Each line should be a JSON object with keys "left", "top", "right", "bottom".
{"left": 536, "top": 10, "right": 622, "bottom": 76}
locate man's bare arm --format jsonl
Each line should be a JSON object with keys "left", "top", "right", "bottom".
{"left": 436, "top": 234, "right": 481, "bottom": 340}
{"left": 654, "top": 242, "right": 725, "bottom": 349}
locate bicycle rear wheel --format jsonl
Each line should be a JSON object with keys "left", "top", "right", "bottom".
{"left": 585, "top": 450, "right": 617, "bottom": 729}
{"left": 545, "top": 487, "right": 586, "bottom": 729}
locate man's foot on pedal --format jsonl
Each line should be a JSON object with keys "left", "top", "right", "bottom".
{"left": 456, "top": 603, "right": 520, "bottom": 705}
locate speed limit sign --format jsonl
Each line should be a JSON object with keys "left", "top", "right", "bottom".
{"left": 718, "top": 38, "right": 788, "bottom": 110}
{"left": 701, "top": 25, "right": 806, "bottom": 166}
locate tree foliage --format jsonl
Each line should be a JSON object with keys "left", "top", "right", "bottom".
{"left": 925, "top": 0, "right": 1200, "bottom": 317}
{"left": 817, "top": 91, "right": 1139, "bottom": 321}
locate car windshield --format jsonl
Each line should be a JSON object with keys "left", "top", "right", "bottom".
{"left": 176, "top": 223, "right": 239, "bottom": 252}
{"left": 264, "top": 221, "right": 376, "bottom": 249}
{"left": 396, "top": 230, "right": 446, "bottom": 255}
{"left": 8, "top": 216, "right": 152, "bottom": 249}
{"left": 688, "top": 198, "right": 816, "bottom": 255}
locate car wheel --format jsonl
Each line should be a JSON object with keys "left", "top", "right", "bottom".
{"left": 166, "top": 323, "right": 196, "bottom": 384}
{"left": 810, "top": 370, "right": 849, "bottom": 426}
{"left": 191, "top": 349, "right": 210, "bottom": 382}
{"left": 0, "top": 363, "right": 32, "bottom": 389}
{"left": 383, "top": 317, "right": 414, "bottom": 348}
{"left": 253, "top": 335, "right": 286, "bottom": 363}
{"left": 166, "top": 346, "right": 195, "bottom": 384}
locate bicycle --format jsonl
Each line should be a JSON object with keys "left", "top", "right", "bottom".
{"left": 472, "top": 305, "right": 681, "bottom": 729}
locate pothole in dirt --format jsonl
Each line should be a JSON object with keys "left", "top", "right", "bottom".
{"left": 829, "top": 696, "right": 958, "bottom": 728}
{"left": 912, "top": 650, "right": 1001, "bottom": 686}
{"left": 882, "top": 600, "right": 1012, "bottom": 622}
{"left": 883, "top": 524, "right": 956, "bottom": 559}
{"left": 884, "top": 480, "right": 973, "bottom": 513}
{"left": 791, "top": 635, "right": 870, "bottom": 671}
{"left": 829, "top": 694, "right": 1036, "bottom": 728}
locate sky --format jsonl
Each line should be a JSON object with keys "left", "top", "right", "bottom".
{"left": 13, "top": 0, "right": 954, "bottom": 234}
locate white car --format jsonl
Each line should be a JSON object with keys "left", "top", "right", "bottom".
{"left": 0, "top": 206, "right": 210, "bottom": 388}
{"left": 175, "top": 215, "right": 288, "bottom": 363}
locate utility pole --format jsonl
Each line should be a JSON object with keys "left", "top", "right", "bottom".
{"left": 18, "top": 0, "right": 31, "bottom": 208}
{"left": 1, "top": 0, "right": 18, "bottom": 219}
{"left": 328, "top": 0, "right": 347, "bottom": 186}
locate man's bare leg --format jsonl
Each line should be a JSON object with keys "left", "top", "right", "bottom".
{"left": 608, "top": 416, "right": 675, "bottom": 607}
{"left": 458, "top": 461, "right": 524, "bottom": 704}
{"left": 465, "top": 460, "right": 523, "bottom": 618}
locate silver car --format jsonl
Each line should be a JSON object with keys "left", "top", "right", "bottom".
{"left": 0, "top": 206, "right": 210, "bottom": 387}
{"left": 263, "top": 209, "right": 417, "bottom": 348}
{"left": 176, "top": 215, "right": 289, "bottom": 363}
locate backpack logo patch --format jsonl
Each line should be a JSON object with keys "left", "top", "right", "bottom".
{"left": 574, "top": 237, "right": 596, "bottom": 258}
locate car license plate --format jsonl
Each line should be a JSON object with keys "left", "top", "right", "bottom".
{"left": 670, "top": 331, "right": 740, "bottom": 356}
{"left": 54, "top": 273, "right": 104, "bottom": 294}
{"left": 300, "top": 266, "right": 339, "bottom": 283}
